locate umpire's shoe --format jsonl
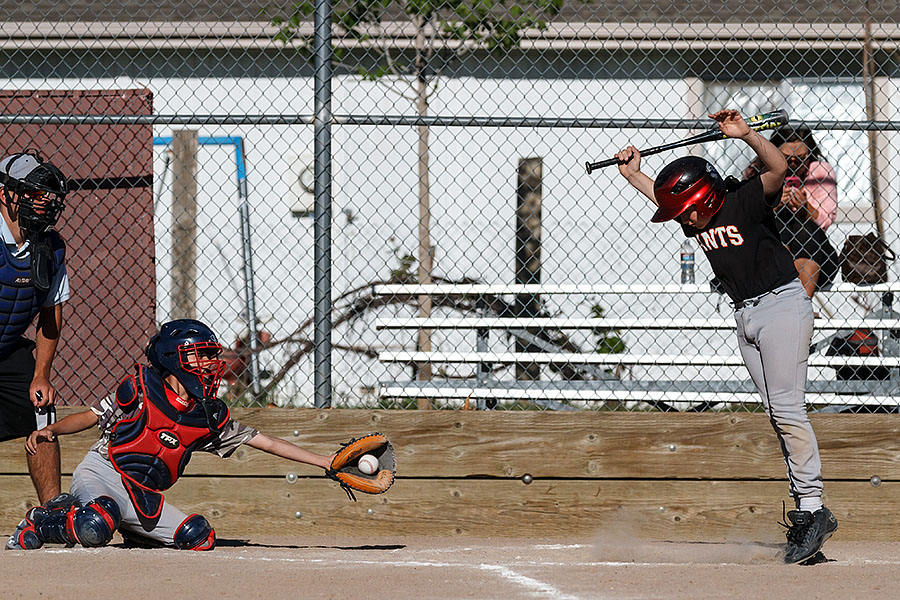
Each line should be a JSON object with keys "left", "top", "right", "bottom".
{"left": 783, "top": 506, "right": 838, "bottom": 564}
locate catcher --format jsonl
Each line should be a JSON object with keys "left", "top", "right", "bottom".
{"left": 6, "top": 319, "right": 395, "bottom": 551}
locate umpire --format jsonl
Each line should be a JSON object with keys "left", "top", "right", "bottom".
{"left": 0, "top": 150, "right": 70, "bottom": 504}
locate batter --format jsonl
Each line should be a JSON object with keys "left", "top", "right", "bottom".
{"left": 613, "top": 109, "right": 837, "bottom": 564}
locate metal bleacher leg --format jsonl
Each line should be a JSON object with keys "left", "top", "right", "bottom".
{"left": 476, "top": 296, "right": 495, "bottom": 409}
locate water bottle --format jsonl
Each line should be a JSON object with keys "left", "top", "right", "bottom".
{"left": 881, "top": 292, "right": 899, "bottom": 358}
{"left": 680, "top": 239, "right": 695, "bottom": 284}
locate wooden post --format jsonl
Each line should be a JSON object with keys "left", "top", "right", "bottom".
{"left": 862, "top": 3, "right": 887, "bottom": 238}
{"left": 516, "top": 158, "right": 542, "bottom": 381}
{"left": 171, "top": 129, "right": 198, "bottom": 320}
{"left": 414, "top": 19, "right": 433, "bottom": 410}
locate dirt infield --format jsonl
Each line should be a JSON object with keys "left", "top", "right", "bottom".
{"left": 4, "top": 534, "right": 900, "bottom": 599}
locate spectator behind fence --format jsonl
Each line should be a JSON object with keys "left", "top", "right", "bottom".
{"left": 743, "top": 125, "right": 839, "bottom": 298}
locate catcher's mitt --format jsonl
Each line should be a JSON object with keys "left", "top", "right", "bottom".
{"left": 326, "top": 433, "right": 396, "bottom": 501}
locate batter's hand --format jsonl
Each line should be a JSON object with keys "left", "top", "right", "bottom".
{"left": 25, "top": 428, "right": 55, "bottom": 455}
{"left": 709, "top": 109, "right": 751, "bottom": 140}
{"left": 30, "top": 378, "right": 56, "bottom": 408}
{"left": 615, "top": 146, "right": 641, "bottom": 178}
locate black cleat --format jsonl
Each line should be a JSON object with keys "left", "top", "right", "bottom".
{"left": 782, "top": 506, "right": 838, "bottom": 564}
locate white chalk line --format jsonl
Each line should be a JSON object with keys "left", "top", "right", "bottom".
{"left": 219, "top": 555, "right": 586, "bottom": 600}
{"left": 479, "top": 564, "right": 581, "bottom": 600}
{"left": 417, "top": 543, "right": 589, "bottom": 555}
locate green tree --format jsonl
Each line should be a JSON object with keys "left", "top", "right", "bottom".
{"left": 590, "top": 304, "right": 626, "bottom": 355}
{"left": 269, "top": 0, "right": 579, "bottom": 389}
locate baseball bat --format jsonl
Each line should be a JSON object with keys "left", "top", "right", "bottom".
{"left": 585, "top": 109, "right": 789, "bottom": 174}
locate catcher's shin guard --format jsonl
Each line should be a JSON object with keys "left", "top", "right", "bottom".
{"left": 43, "top": 493, "right": 83, "bottom": 512}
{"left": 27, "top": 495, "right": 121, "bottom": 549}
{"left": 12, "top": 493, "right": 84, "bottom": 549}
{"left": 173, "top": 514, "right": 216, "bottom": 551}
{"left": 10, "top": 520, "right": 42, "bottom": 550}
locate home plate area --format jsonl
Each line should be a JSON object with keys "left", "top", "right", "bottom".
{"left": 4, "top": 536, "right": 900, "bottom": 599}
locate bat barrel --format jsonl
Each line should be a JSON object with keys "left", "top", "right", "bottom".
{"left": 747, "top": 109, "right": 789, "bottom": 131}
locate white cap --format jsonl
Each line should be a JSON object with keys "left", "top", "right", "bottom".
{"left": 0, "top": 154, "right": 41, "bottom": 188}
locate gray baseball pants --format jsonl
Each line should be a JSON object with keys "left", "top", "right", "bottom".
{"left": 70, "top": 449, "right": 192, "bottom": 546}
{"left": 734, "top": 278, "right": 823, "bottom": 502}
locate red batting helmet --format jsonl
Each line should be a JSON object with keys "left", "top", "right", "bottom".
{"left": 651, "top": 156, "right": 726, "bottom": 223}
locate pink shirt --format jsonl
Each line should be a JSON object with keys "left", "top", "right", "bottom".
{"left": 804, "top": 160, "right": 838, "bottom": 230}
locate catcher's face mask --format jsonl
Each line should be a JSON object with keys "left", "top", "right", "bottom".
{"left": 177, "top": 341, "right": 226, "bottom": 402}
{"left": 0, "top": 151, "right": 69, "bottom": 235}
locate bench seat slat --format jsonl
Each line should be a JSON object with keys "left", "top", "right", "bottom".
{"left": 373, "top": 283, "right": 900, "bottom": 295}
{"left": 376, "top": 317, "right": 900, "bottom": 330}
{"left": 378, "top": 351, "right": 900, "bottom": 368}
{"left": 379, "top": 380, "right": 899, "bottom": 405}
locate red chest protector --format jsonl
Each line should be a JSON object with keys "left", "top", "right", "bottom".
{"left": 107, "top": 365, "right": 229, "bottom": 531}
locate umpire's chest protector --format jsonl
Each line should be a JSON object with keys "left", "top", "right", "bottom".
{"left": 107, "top": 365, "right": 229, "bottom": 531}
{"left": 0, "top": 231, "right": 64, "bottom": 357}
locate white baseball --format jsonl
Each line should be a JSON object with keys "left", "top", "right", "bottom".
{"left": 357, "top": 454, "right": 379, "bottom": 475}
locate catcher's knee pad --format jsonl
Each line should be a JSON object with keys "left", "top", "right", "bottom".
{"left": 174, "top": 514, "right": 216, "bottom": 551}
{"left": 68, "top": 496, "right": 121, "bottom": 548}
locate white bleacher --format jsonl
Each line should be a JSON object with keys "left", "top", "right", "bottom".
{"left": 372, "top": 283, "right": 900, "bottom": 409}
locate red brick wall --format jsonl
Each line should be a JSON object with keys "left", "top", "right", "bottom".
{"left": 0, "top": 89, "right": 155, "bottom": 405}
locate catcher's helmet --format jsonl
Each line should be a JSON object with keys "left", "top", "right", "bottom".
{"left": 0, "top": 151, "right": 69, "bottom": 234}
{"left": 146, "top": 319, "right": 226, "bottom": 405}
{"left": 651, "top": 156, "right": 725, "bottom": 223}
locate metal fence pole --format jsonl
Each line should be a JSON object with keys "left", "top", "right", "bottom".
{"left": 313, "top": 0, "right": 333, "bottom": 408}
{"left": 235, "top": 138, "right": 264, "bottom": 402}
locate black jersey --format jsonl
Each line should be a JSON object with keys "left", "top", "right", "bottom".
{"left": 681, "top": 176, "right": 797, "bottom": 303}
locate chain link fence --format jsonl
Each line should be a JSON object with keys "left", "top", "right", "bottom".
{"left": 2, "top": 1, "right": 898, "bottom": 411}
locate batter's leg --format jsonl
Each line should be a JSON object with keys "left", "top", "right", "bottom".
{"left": 738, "top": 282, "right": 822, "bottom": 502}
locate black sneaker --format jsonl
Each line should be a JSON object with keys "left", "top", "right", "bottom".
{"left": 782, "top": 506, "right": 838, "bottom": 564}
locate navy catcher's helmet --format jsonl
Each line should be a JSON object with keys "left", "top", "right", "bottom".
{"left": 146, "top": 319, "right": 226, "bottom": 405}
{"left": 0, "top": 150, "right": 69, "bottom": 234}
{"left": 651, "top": 156, "right": 725, "bottom": 223}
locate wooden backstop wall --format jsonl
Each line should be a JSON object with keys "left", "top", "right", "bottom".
{"left": 2, "top": 409, "right": 899, "bottom": 541}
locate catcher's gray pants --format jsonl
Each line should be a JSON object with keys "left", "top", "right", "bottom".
{"left": 734, "top": 278, "right": 823, "bottom": 503}
{"left": 70, "top": 450, "right": 191, "bottom": 546}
